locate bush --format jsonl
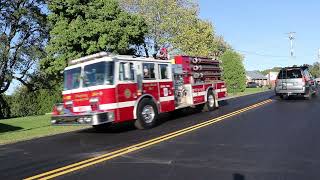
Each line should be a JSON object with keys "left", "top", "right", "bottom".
{"left": 220, "top": 50, "right": 246, "bottom": 93}
{"left": 7, "top": 86, "right": 61, "bottom": 117}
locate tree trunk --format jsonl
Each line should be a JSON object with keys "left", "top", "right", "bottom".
{"left": 143, "top": 42, "right": 149, "bottom": 57}
{"left": 0, "top": 94, "right": 11, "bottom": 119}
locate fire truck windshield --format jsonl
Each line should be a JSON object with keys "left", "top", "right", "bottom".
{"left": 64, "top": 67, "right": 81, "bottom": 90}
{"left": 83, "top": 61, "right": 114, "bottom": 87}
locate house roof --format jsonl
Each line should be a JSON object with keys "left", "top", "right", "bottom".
{"left": 246, "top": 71, "right": 267, "bottom": 80}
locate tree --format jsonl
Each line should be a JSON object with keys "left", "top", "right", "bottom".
{"left": 0, "top": 0, "right": 48, "bottom": 118}
{"left": 120, "top": 0, "right": 229, "bottom": 58}
{"left": 260, "top": 67, "right": 282, "bottom": 75}
{"left": 41, "top": 0, "right": 148, "bottom": 77}
{"left": 220, "top": 50, "right": 246, "bottom": 93}
{"left": 308, "top": 62, "right": 320, "bottom": 78}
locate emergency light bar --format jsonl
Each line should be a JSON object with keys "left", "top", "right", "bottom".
{"left": 69, "top": 52, "right": 110, "bottom": 65}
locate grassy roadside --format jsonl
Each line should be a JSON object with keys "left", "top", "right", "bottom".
{"left": 229, "top": 87, "right": 271, "bottom": 98}
{"left": 0, "top": 115, "right": 88, "bottom": 145}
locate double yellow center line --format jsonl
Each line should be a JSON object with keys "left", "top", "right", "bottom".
{"left": 25, "top": 99, "right": 272, "bottom": 180}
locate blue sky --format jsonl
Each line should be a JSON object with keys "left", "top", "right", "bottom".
{"left": 199, "top": 0, "right": 320, "bottom": 70}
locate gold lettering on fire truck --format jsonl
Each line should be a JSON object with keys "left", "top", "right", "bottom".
{"left": 63, "top": 95, "right": 71, "bottom": 100}
{"left": 144, "top": 83, "right": 157, "bottom": 87}
{"left": 74, "top": 94, "right": 89, "bottom": 101}
{"left": 91, "top": 91, "right": 103, "bottom": 97}
{"left": 144, "top": 83, "right": 157, "bottom": 91}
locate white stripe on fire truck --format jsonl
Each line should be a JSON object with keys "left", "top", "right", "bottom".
{"left": 74, "top": 96, "right": 175, "bottom": 112}
{"left": 159, "top": 96, "right": 174, "bottom": 102}
{"left": 215, "top": 88, "right": 227, "bottom": 93}
{"left": 99, "top": 101, "right": 136, "bottom": 110}
{"left": 192, "top": 91, "right": 206, "bottom": 97}
{"left": 62, "top": 85, "right": 116, "bottom": 95}
{"left": 73, "top": 106, "right": 91, "bottom": 112}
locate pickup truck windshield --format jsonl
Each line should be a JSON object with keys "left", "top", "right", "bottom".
{"left": 83, "top": 62, "right": 114, "bottom": 87}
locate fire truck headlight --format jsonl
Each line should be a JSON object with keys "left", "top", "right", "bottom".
{"left": 65, "top": 100, "right": 73, "bottom": 107}
{"left": 84, "top": 117, "right": 92, "bottom": 123}
{"left": 107, "top": 112, "right": 114, "bottom": 121}
{"left": 56, "top": 104, "right": 64, "bottom": 113}
{"left": 89, "top": 97, "right": 99, "bottom": 103}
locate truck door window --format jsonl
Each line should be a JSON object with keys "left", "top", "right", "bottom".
{"left": 143, "top": 63, "right": 155, "bottom": 79}
{"left": 159, "top": 64, "right": 169, "bottom": 79}
{"left": 119, "top": 62, "right": 134, "bottom": 81}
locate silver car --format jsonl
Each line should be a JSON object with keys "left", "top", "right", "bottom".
{"left": 275, "top": 66, "right": 317, "bottom": 99}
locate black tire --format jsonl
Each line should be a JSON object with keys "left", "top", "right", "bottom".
{"left": 279, "top": 94, "right": 284, "bottom": 100}
{"left": 305, "top": 90, "right": 312, "bottom": 100}
{"left": 135, "top": 98, "right": 158, "bottom": 129}
{"left": 203, "top": 90, "right": 216, "bottom": 112}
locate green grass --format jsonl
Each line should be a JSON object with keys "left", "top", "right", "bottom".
{"left": 0, "top": 115, "right": 88, "bottom": 145}
{"left": 230, "top": 87, "right": 270, "bottom": 97}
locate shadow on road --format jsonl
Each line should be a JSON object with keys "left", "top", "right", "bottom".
{"left": 271, "top": 94, "right": 319, "bottom": 101}
{"left": 77, "top": 106, "right": 208, "bottom": 134}
{"left": 233, "top": 173, "right": 245, "bottom": 180}
{"left": 0, "top": 123, "right": 22, "bottom": 133}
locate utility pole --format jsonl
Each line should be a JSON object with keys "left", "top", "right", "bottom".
{"left": 318, "top": 48, "right": 320, "bottom": 78}
{"left": 287, "top": 32, "right": 296, "bottom": 57}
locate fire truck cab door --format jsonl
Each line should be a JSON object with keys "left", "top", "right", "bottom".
{"left": 116, "top": 61, "right": 138, "bottom": 121}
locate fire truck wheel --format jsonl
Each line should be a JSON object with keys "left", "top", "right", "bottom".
{"left": 203, "top": 90, "right": 216, "bottom": 111}
{"left": 135, "top": 98, "right": 159, "bottom": 129}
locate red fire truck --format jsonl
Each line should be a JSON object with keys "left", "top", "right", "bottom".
{"left": 51, "top": 52, "right": 228, "bottom": 129}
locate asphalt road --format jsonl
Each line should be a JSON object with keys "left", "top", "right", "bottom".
{"left": 2, "top": 90, "right": 320, "bottom": 180}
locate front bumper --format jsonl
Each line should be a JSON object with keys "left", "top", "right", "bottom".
{"left": 51, "top": 111, "right": 114, "bottom": 126}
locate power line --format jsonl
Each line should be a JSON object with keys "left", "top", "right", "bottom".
{"left": 237, "top": 50, "right": 289, "bottom": 58}
{"left": 236, "top": 49, "right": 315, "bottom": 59}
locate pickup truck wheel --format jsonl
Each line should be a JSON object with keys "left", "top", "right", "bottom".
{"left": 135, "top": 98, "right": 158, "bottom": 129}
{"left": 279, "top": 95, "right": 284, "bottom": 100}
{"left": 203, "top": 90, "right": 216, "bottom": 112}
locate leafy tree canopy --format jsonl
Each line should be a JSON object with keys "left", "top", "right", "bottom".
{"left": 0, "top": 0, "right": 48, "bottom": 118}
{"left": 41, "top": 0, "right": 148, "bottom": 77}
{"left": 220, "top": 50, "right": 247, "bottom": 92}
{"left": 120, "top": 0, "right": 229, "bottom": 57}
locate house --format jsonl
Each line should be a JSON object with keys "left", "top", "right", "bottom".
{"left": 246, "top": 71, "right": 268, "bottom": 86}
{"left": 266, "top": 71, "right": 279, "bottom": 88}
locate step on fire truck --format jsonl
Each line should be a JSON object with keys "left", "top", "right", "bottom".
{"left": 51, "top": 52, "right": 228, "bottom": 129}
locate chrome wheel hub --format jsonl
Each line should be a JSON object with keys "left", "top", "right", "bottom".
{"left": 141, "top": 105, "right": 155, "bottom": 123}
{"left": 208, "top": 95, "right": 215, "bottom": 107}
